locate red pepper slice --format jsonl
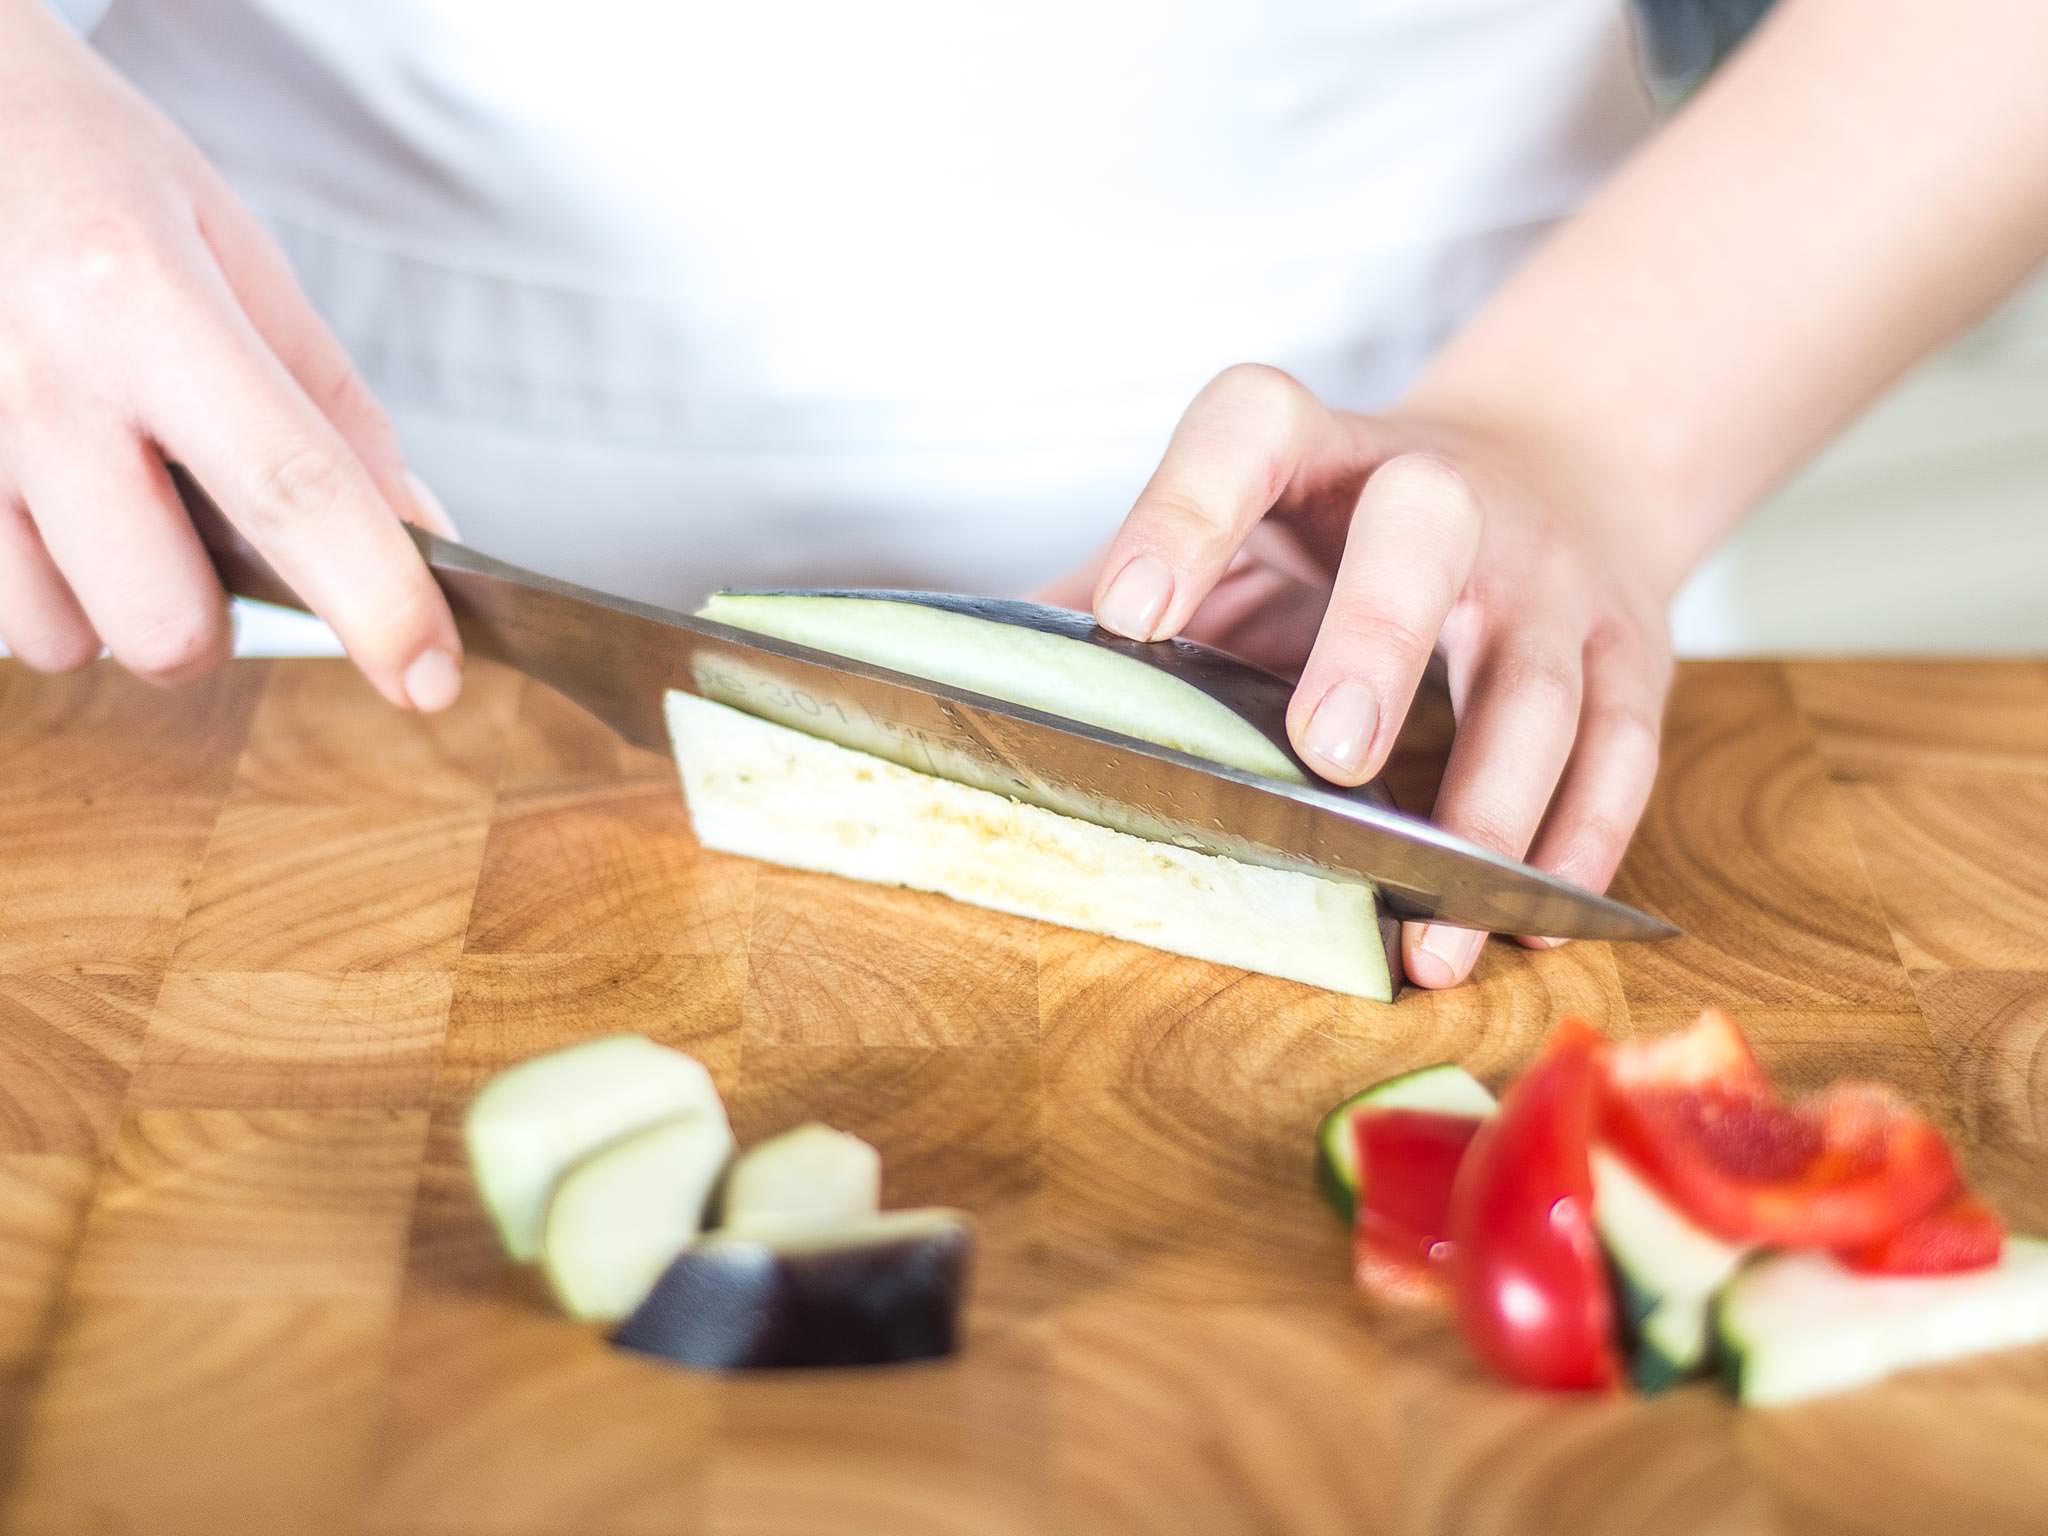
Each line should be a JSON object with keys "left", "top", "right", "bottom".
{"left": 1600, "top": 1011, "right": 1959, "bottom": 1248}
{"left": 1838, "top": 1188, "right": 2003, "bottom": 1275}
{"left": 1348, "top": 1109, "right": 1483, "bottom": 1305}
{"left": 1605, "top": 1007, "right": 1769, "bottom": 1097}
{"left": 1447, "top": 1017, "right": 1619, "bottom": 1391}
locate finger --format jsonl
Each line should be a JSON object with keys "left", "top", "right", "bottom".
{"left": 0, "top": 494, "right": 100, "bottom": 672}
{"left": 1093, "top": 363, "right": 1326, "bottom": 642}
{"left": 1402, "top": 626, "right": 1584, "bottom": 989}
{"left": 1286, "top": 453, "right": 1483, "bottom": 784}
{"left": 1513, "top": 631, "right": 1669, "bottom": 949}
{"left": 138, "top": 286, "right": 463, "bottom": 711}
{"left": 196, "top": 198, "right": 456, "bottom": 537}
{"left": 20, "top": 434, "right": 231, "bottom": 685}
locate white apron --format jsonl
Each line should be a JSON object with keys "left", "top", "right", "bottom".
{"left": 76, "top": 0, "right": 1653, "bottom": 635}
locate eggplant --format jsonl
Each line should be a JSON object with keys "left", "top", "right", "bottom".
{"left": 614, "top": 1208, "right": 973, "bottom": 1370}
{"left": 719, "top": 1122, "right": 881, "bottom": 1237}
{"left": 463, "top": 1034, "right": 727, "bottom": 1261}
{"left": 541, "top": 1110, "right": 734, "bottom": 1322}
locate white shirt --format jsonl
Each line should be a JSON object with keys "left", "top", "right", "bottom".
{"left": 81, "top": 1, "right": 1653, "bottom": 613}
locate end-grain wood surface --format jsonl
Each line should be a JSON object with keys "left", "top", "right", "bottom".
{"left": 0, "top": 656, "right": 2045, "bottom": 1536}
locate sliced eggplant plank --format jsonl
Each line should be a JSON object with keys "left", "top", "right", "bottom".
{"left": 614, "top": 1208, "right": 973, "bottom": 1371}
{"left": 700, "top": 590, "right": 1306, "bottom": 783}
{"left": 667, "top": 693, "right": 1398, "bottom": 999}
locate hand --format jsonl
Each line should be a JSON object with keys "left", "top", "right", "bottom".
{"left": 1045, "top": 364, "right": 1678, "bottom": 989}
{"left": 0, "top": 1, "right": 461, "bottom": 706}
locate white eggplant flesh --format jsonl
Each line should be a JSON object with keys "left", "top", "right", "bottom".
{"left": 666, "top": 693, "right": 1397, "bottom": 999}
{"left": 540, "top": 1111, "right": 736, "bottom": 1323}
{"left": 614, "top": 1207, "right": 973, "bottom": 1370}
{"left": 699, "top": 591, "right": 1305, "bottom": 783}
{"left": 463, "top": 1035, "right": 728, "bottom": 1261}
{"left": 720, "top": 1123, "right": 882, "bottom": 1238}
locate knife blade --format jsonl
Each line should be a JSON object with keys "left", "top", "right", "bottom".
{"left": 179, "top": 470, "right": 1676, "bottom": 942}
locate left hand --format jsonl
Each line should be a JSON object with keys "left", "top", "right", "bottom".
{"left": 1037, "top": 363, "right": 1679, "bottom": 990}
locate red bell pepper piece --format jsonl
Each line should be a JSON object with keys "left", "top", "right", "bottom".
{"left": 1601, "top": 1012, "right": 1959, "bottom": 1249}
{"left": 1447, "top": 1017, "right": 1619, "bottom": 1391}
{"left": 1838, "top": 1188, "right": 2003, "bottom": 1275}
{"left": 1348, "top": 1109, "right": 1483, "bottom": 1305}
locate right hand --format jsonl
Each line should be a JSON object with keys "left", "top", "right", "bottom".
{"left": 0, "top": 0, "right": 462, "bottom": 708}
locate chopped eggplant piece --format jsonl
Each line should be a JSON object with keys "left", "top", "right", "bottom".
{"left": 541, "top": 1111, "right": 735, "bottom": 1322}
{"left": 614, "top": 1208, "right": 973, "bottom": 1370}
{"left": 720, "top": 1123, "right": 881, "bottom": 1237}
{"left": 463, "top": 1035, "right": 726, "bottom": 1261}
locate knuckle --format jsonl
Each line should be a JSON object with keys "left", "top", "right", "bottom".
{"left": 1491, "top": 648, "right": 1582, "bottom": 716}
{"left": 1370, "top": 452, "right": 1477, "bottom": 523}
{"left": 49, "top": 212, "right": 161, "bottom": 298}
{"left": 1598, "top": 703, "right": 1665, "bottom": 768}
{"left": 242, "top": 443, "right": 354, "bottom": 534}
{"left": 1140, "top": 484, "right": 1235, "bottom": 543}
{"left": 1213, "top": 361, "right": 1303, "bottom": 403}
{"left": 1560, "top": 816, "right": 1631, "bottom": 883}
{"left": 1451, "top": 804, "right": 1526, "bottom": 859}
{"left": 333, "top": 565, "right": 445, "bottom": 672}
{"left": 118, "top": 605, "right": 225, "bottom": 683}
{"left": 1322, "top": 597, "right": 1438, "bottom": 664}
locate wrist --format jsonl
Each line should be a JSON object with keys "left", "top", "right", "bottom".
{"left": 1393, "top": 359, "right": 1744, "bottom": 603}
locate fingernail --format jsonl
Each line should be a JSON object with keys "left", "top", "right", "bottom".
{"left": 1526, "top": 936, "right": 1572, "bottom": 951}
{"left": 403, "top": 647, "right": 463, "bottom": 712}
{"left": 1409, "top": 924, "right": 1486, "bottom": 989}
{"left": 1304, "top": 679, "right": 1379, "bottom": 778}
{"left": 1097, "top": 555, "right": 1173, "bottom": 640}
{"left": 404, "top": 470, "right": 460, "bottom": 539}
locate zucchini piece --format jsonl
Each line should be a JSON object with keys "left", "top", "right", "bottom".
{"left": 1717, "top": 1237, "right": 2048, "bottom": 1406}
{"left": 720, "top": 1123, "right": 881, "bottom": 1238}
{"left": 1315, "top": 1064, "right": 1497, "bottom": 1221}
{"left": 1590, "top": 1150, "right": 1751, "bottom": 1392}
{"left": 667, "top": 693, "right": 1400, "bottom": 999}
{"left": 614, "top": 1208, "right": 973, "bottom": 1370}
{"left": 540, "top": 1111, "right": 735, "bottom": 1322}
{"left": 462, "top": 1035, "right": 727, "bottom": 1261}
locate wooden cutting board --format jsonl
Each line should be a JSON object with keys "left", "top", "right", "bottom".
{"left": 1, "top": 656, "right": 2045, "bottom": 1536}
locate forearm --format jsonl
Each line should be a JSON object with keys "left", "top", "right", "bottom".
{"left": 1407, "top": 0, "right": 2048, "bottom": 594}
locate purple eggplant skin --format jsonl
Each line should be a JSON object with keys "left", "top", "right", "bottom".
{"left": 613, "top": 1211, "right": 973, "bottom": 1371}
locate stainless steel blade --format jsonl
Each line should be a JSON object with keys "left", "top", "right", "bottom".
{"left": 180, "top": 472, "right": 1677, "bottom": 942}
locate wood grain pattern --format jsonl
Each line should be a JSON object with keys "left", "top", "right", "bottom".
{"left": 0, "top": 654, "right": 2044, "bottom": 1534}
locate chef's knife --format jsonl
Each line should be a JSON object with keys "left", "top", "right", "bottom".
{"left": 179, "top": 470, "right": 1676, "bottom": 942}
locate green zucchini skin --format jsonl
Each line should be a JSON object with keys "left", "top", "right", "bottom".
{"left": 1314, "top": 1064, "right": 1497, "bottom": 1223}
{"left": 1589, "top": 1149, "right": 1751, "bottom": 1393}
